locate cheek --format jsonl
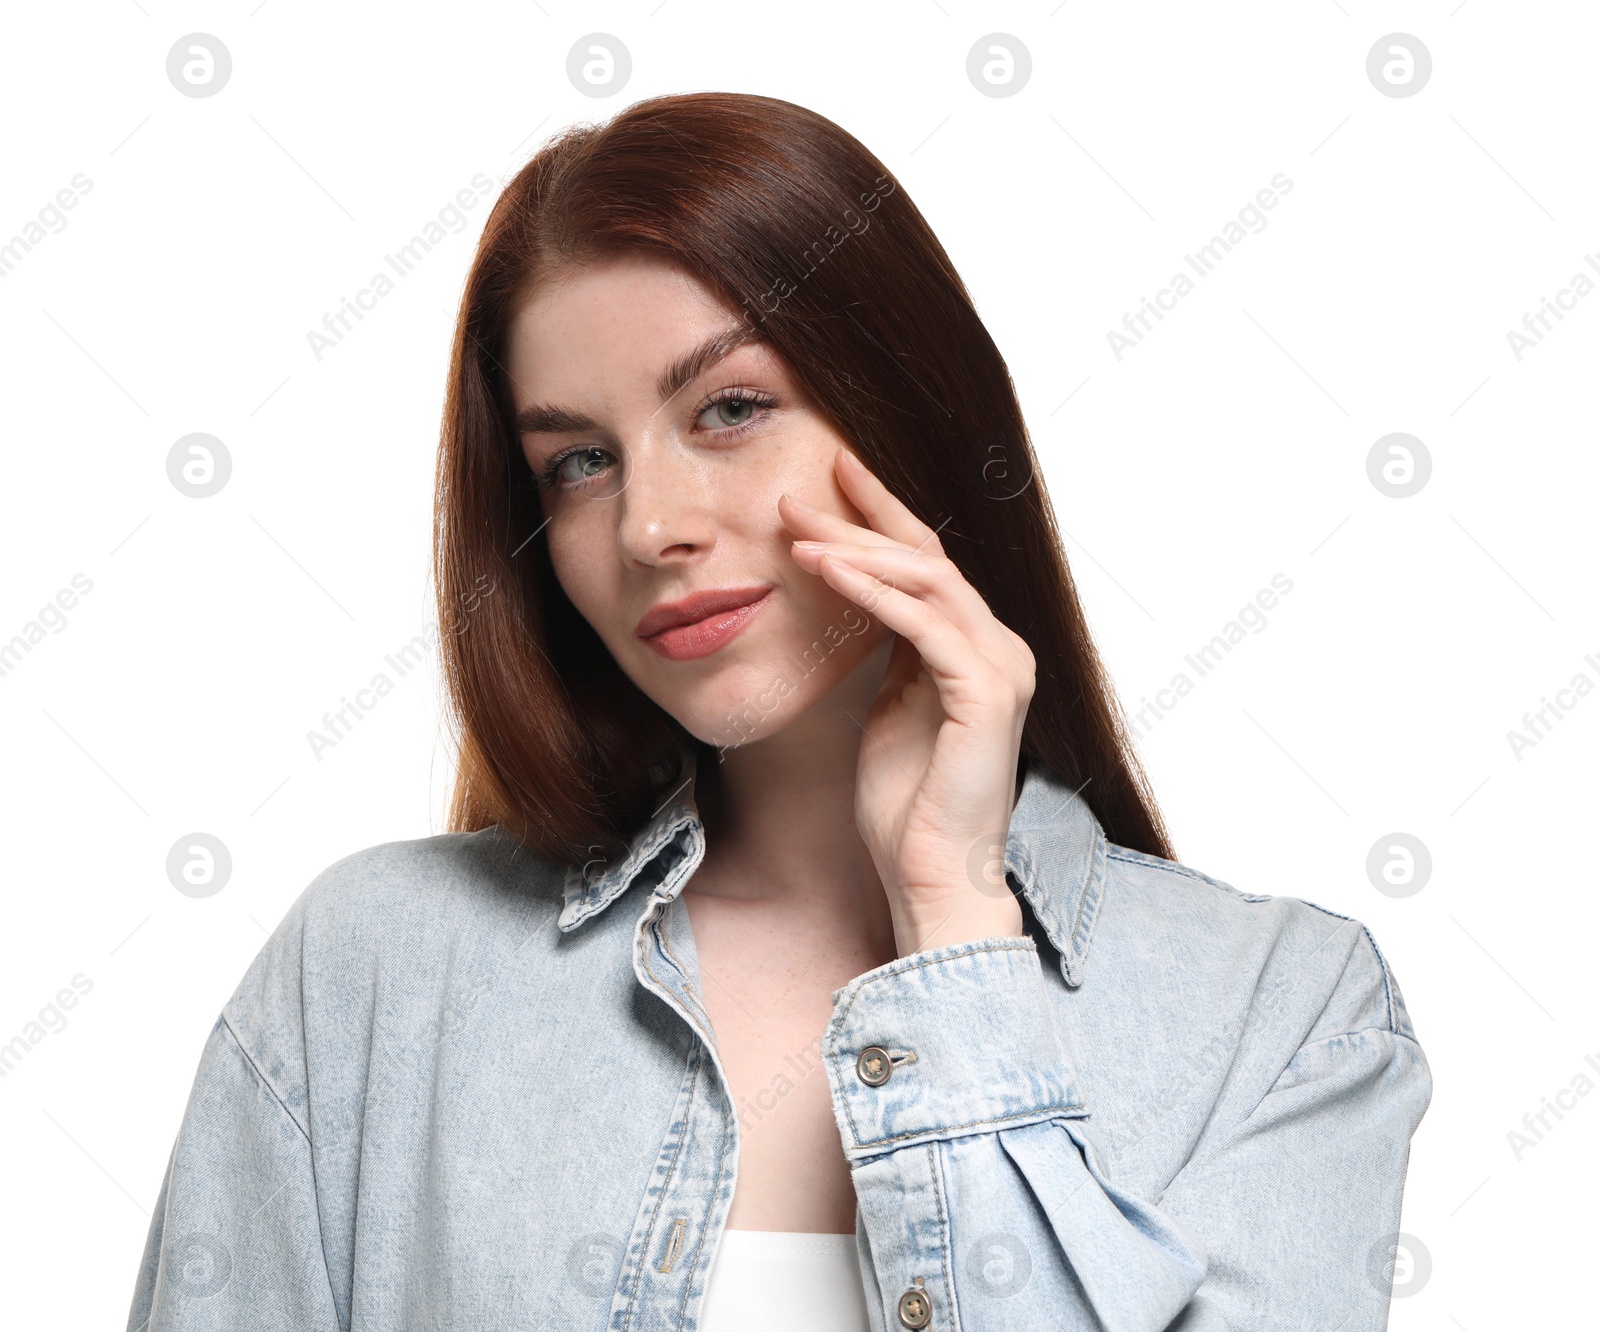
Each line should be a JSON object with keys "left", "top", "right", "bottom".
{"left": 547, "top": 524, "right": 620, "bottom": 639}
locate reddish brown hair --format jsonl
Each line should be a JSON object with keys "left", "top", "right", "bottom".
{"left": 434, "top": 91, "right": 1175, "bottom": 867}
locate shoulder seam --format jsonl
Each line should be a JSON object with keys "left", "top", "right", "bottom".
{"left": 1106, "top": 849, "right": 1404, "bottom": 1038}
{"left": 1295, "top": 901, "right": 1398, "bottom": 1036}
{"left": 218, "top": 1011, "right": 312, "bottom": 1145}
{"left": 1294, "top": 1023, "right": 1421, "bottom": 1052}
{"left": 1357, "top": 923, "right": 1395, "bottom": 1034}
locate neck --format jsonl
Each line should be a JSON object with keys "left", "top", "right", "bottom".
{"left": 686, "top": 637, "right": 896, "bottom": 950}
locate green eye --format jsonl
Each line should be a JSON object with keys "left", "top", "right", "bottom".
{"left": 540, "top": 446, "right": 614, "bottom": 490}
{"left": 696, "top": 390, "right": 775, "bottom": 433}
{"left": 567, "top": 449, "right": 609, "bottom": 479}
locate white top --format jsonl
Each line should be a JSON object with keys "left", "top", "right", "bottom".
{"left": 700, "top": 1228, "right": 872, "bottom": 1331}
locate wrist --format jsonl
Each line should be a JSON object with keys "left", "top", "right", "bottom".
{"left": 894, "top": 892, "right": 1025, "bottom": 958}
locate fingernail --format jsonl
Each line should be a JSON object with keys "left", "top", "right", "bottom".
{"left": 792, "top": 540, "right": 825, "bottom": 550}
{"left": 781, "top": 492, "right": 816, "bottom": 511}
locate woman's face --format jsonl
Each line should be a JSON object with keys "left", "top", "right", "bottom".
{"left": 504, "top": 253, "right": 893, "bottom": 751}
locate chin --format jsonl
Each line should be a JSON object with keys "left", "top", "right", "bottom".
{"left": 653, "top": 622, "right": 889, "bottom": 754}
{"left": 658, "top": 657, "right": 812, "bottom": 753}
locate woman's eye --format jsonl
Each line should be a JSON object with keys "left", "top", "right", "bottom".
{"left": 699, "top": 397, "right": 757, "bottom": 430}
{"left": 553, "top": 447, "right": 611, "bottom": 486}
{"left": 540, "top": 395, "right": 770, "bottom": 490}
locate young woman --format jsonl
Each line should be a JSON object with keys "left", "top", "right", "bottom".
{"left": 129, "top": 93, "right": 1431, "bottom": 1331}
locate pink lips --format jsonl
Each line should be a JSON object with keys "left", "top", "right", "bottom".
{"left": 636, "top": 585, "right": 773, "bottom": 661}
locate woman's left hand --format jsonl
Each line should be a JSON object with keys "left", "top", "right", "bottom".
{"left": 782, "top": 447, "right": 1036, "bottom": 958}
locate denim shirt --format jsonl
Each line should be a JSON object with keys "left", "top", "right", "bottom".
{"left": 127, "top": 748, "right": 1431, "bottom": 1331}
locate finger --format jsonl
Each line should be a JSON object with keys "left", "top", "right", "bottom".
{"left": 792, "top": 540, "right": 1023, "bottom": 671}
{"left": 776, "top": 449, "right": 945, "bottom": 554}
{"left": 878, "top": 630, "right": 925, "bottom": 698}
{"left": 778, "top": 490, "right": 909, "bottom": 551}
{"left": 833, "top": 447, "right": 947, "bottom": 555}
{"left": 814, "top": 554, "right": 1013, "bottom": 707}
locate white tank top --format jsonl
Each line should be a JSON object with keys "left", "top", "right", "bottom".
{"left": 700, "top": 1228, "right": 872, "bottom": 1331}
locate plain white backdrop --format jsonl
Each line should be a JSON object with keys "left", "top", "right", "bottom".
{"left": 2, "top": 1, "right": 1594, "bottom": 1326}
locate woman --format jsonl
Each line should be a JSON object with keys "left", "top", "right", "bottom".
{"left": 128, "top": 93, "right": 1430, "bottom": 1331}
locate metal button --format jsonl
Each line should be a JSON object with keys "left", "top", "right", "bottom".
{"left": 897, "top": 1279, "right": 932, "bottom": 1328}
{"left": 856, "top": 1045, "right": 892, "bottom": 1086}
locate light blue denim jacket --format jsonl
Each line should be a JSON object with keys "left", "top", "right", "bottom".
{"left": 128, "top": 747, "right": 1430, "bottom": 1331}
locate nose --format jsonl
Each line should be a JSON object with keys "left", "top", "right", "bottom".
{"left": 613, "top": 432, "right": 718, "bottom": 570}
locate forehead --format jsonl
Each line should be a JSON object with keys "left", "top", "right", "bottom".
{"left": 506, "top": 255, "right": 740, "bottom": 400}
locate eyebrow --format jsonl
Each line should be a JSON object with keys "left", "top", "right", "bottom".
{"left": 512, "top": 323, "right": 764, "bottom": 435}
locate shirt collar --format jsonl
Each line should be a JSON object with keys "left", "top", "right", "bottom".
{"left": 557, "top": 741, "right": 1108, "bottom": 988}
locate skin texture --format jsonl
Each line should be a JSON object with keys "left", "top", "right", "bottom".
{"left": 504, "top": 252, "right": 1033, "bottom": 1232}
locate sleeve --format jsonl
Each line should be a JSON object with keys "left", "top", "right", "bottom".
{"left": 822, "top": 934, "right": 1431, "bottom": 1332}
{"left": 126, "top": 1013, "right": 341, "bottom": 1332}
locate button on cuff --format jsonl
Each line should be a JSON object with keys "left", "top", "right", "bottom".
{"left": 825, "top": 937, "right": 1087, "bottom": 1154}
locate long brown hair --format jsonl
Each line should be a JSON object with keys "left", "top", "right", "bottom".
{"left": 433, "top": 91, "right": 1175, "bottom": 867}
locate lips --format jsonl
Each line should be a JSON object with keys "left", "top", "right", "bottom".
{"left": 635, "top": 585, "right": 774, "bottom": 640}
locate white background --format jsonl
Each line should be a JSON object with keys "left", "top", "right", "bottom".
{"left": 1, "top": 2, "right": 1594, "bottom": 1326}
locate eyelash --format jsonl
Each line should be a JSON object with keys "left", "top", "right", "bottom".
{"left": 532, "top": 386, "right": 779, "bottom": 492}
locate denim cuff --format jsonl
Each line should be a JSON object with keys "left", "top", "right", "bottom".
{"left": 823, "top": 935, "right": 1088, "bottom": 1161}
